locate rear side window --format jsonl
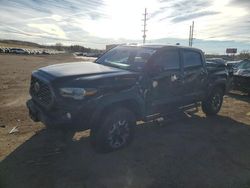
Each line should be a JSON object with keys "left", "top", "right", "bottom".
{"left": 155, "top": 50, "right": 180, "bottom": 70}
{"left": 183, "top": 51, "right": 202, "bottom": 68}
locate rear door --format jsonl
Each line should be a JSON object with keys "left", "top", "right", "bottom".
{"left": 181, "top": 50, "right": 207, "bottom": 102}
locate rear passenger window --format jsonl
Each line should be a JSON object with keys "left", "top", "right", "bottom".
{"left": 183, "top": 51, "right": 202, "bottom": 68}
{"left": 155, "top": 50, "right": 180, "bottom": 70}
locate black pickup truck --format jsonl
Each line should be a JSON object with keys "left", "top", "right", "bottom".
{"left": 27, "top": 45, "right": 230, "bottom": 152}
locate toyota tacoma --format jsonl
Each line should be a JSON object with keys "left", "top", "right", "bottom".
{"left": 27, "top": 45, "right": 230, "bottom": 152}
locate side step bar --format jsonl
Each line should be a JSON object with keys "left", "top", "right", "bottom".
{"left": 144, "top": 102, "right": 200, "bottom": 122}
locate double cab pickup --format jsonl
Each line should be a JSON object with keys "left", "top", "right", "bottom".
{"left": 27, "top": 45, "right": 230, "bottom": 152}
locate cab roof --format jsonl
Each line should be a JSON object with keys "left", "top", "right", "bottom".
{"left": 121, "top": 44, "right": 203, "bottom": 53}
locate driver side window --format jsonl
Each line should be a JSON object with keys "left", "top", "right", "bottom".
{"left": 104, "top": 49, "right": 130, "bottom": 64}
{"left": 154, "top": 50, "right": 180, "bottom": 70}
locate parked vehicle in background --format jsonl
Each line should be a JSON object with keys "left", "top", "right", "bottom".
{"left": 233, "top": 59, "right": 250, "bottom": 95}
{"left": 4, "top": 48, "right": 10, "bottom": 53}
{"left": 10, "top": 48, "right": 28, "bottom": 54}
{"left": 27, "top": 45, "right": 230, "bottom": 152}
{"left": 206, "top": 58, "right": 234, "bottom": 75}
{"left": 206, "top": 60, "right": 229, "bottom": 76}
{"left": 42, "top": 50, "right": 50, "bottom": 55}
{"left": 206, "top": 58, "right": 226, "bottom": 65}
{"left": 206, "top": 60, "right": 227, "bottom": 69}
{"left": 206, "top": 59, "right": 233, "bottom": 90}
{"left": 233, "top": 59, "right": 249, "bottom": 70}
{"left": 226, "top": 60, "right": 241, "bottom": 70}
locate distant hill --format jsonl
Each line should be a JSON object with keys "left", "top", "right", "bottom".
{"left": 0, "top": 39, "right": 104, "bottom": 54}
{"left": 0, "top": 39, "right": 43, "bottom": 49}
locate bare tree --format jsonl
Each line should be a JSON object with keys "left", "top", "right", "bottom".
{"left": 238, "top": 50, "right": 250, "bottom": 59}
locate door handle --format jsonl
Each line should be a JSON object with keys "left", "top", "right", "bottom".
{"left": 170, "top": 74, "right": 179, "bottom": 82}
{"left": 200, "top": 70, "right": 207, "bottom": 76}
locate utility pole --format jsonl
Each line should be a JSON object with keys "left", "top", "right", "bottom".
{"left": 142, "top": 8, "right": 148, "bottom": 44}
{"left": 189, "top": 25, "right": 192, "bottom": 46}
{"left": 189, "top": 21, "right": 194, "bottom": 47}
{"left": 191, "top": 21, "right": 194, "bottom": 46}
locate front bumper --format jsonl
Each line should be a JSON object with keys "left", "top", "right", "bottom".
{"left": 26, "top": 99, "right": 93, "bottom": 130}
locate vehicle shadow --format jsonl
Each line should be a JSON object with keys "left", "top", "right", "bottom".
{"left": 228, "top": 92, "right": 250, "bottom": 103}
{"left": 1, "top": 113, "right": 250, "bottom": 188}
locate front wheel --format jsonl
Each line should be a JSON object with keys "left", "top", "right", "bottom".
{"left": 202, "top": 87, "right": 224, "bottom": 116}
{"left": 90, "top": 108, "right": 136, "bottom": 153}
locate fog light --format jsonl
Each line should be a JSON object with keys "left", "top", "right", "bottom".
{"left": 66, "top": 112, "right": 71, "bottom": 119}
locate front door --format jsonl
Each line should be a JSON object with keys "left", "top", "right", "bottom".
{"left": 146, "top": 49, "right": 184, "bottom": 114}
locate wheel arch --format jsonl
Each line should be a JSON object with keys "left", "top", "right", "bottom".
{"left": 209, "top": 80, "right": 227, "bottom": 95}
{"left": 90, "top": 98, "right": 144, "bottom": 128}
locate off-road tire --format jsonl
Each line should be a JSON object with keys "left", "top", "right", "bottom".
{"left": 90, "top": 108, "right": 136, "bottom": 153}
{"left": 202, "top": 87, "right": 224, "bottom": 116}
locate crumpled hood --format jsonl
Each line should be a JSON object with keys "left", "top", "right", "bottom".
{"left": 38, "top": 61, "right": 126, "bottom": 78}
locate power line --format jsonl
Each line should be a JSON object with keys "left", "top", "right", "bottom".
{"left": 142, "top": 8, "right": 148, "bottom": 44}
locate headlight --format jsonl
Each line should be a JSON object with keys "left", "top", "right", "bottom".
{"left": 59, "top": 88, "right": 97, "bottom": 100}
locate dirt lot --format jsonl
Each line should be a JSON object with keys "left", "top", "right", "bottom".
{"left": 0, "top": 54, "right": 250, "bottom": 188}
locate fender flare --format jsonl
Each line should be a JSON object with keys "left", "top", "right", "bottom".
{"left": 89, "top": 90, "right": 145, "bottom": 128}
{"left": 207, "top": 79, "right": 227, "bottom": 96}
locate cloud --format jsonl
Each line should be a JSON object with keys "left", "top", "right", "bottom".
{"left": 171, "top": 0, "right": 211, "bottom": 13}
{"left": 0, "top": 0, "right": 106, "bottom": 22}
{"left": 51, "top": 15, "right": 63, "bottom": 22}
{"left": 151, "top": 0, "right": 214, "bottom": 21}
{"left": 0, "top": 0, "right": 249, "bottom": 52}
{"left": 169, "top": 11, "right": 220, "bottom": 23}
{"left": 27, "top": 24, "right": 67, "bottom": 39}
{"left": 203, "top": 14, "right": 250, "bottom": 42}
{"left": 0, "top": 0, "right": 108, "bottom": 45}
{"left": 229, "top": 0, "right": 250, "bottom": 8}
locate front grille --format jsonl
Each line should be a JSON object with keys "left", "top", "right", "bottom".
{"left": 30, "top": 76, "right": 53, "bottom": 106}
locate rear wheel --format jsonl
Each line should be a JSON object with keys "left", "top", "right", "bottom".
{"left": 90, "top": 108, "right": 136, "bottom": 152}
{"left": 202, "top": 87, "right": 224, "bottom": 116}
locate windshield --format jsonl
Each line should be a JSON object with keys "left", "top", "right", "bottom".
{"left": 95, "top": 46, "right": 156, "bottom": 71}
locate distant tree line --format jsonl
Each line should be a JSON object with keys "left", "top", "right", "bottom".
{"left": 205, "top": 50, "right": 250, "bottom": 61}
{"left": 0, "top": 39, "right": 41, "bottom": 47}
{"left": 0, "top": 40, "right": 104, "bottom": 54}
{"left": 47, "top": 43, "right": 104, "bottom": 53}
{"left": 1, "top": 39, "right": 249, "bottom": 58}
{"left": 238, "top": 50, "right": 250, "bottom": 60}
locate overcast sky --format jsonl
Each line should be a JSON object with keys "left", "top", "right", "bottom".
{"left": 0, "top": 0, "right": 249, "bottom": 54}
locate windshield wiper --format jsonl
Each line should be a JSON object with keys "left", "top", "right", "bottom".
{"left": 105, "top": 61, "right": 129, "bottom": 70}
